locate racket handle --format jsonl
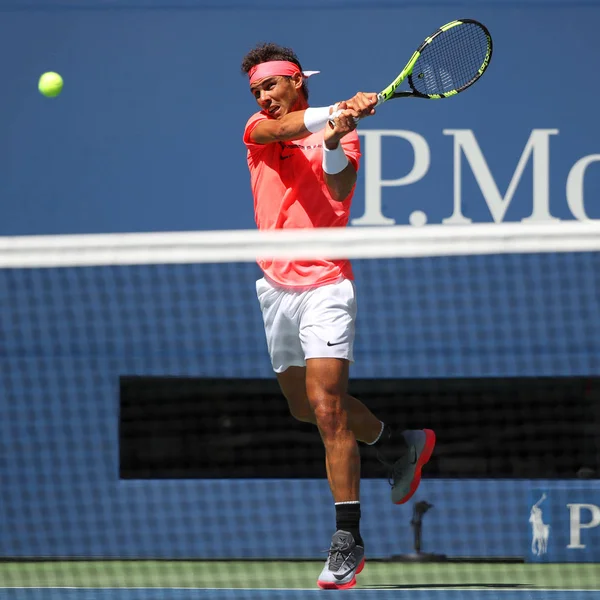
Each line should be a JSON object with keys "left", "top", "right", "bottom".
{"left": 327, "top": 95, "right": 384, "bottom": 128}
{"left": 328, "top": 109, "right": 360, "bottom": 128}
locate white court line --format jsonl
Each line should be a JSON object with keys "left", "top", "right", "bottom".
{"left": 0, "top": 586, "right": 597, "bottom": 592}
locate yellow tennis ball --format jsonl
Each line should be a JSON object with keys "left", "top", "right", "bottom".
{"left": 38, "top": 72, "right": 63, "bottom": 98}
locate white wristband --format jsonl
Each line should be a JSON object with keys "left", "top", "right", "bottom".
{"left": 304, "top": 105, "right": 335, "bottom": 133}
{"left": 322, "top": 143, "right": 349, "bottom": 175}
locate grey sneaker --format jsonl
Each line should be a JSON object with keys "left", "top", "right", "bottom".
{"left": 389, "top": 429, "right": 436, "bottom": 504}
{"left": 317, "top": 530, "right": 365, "bottom": 590}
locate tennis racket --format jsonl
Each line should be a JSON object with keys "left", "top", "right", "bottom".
{"left": 330, "top": 18, "right": 492, "bottom": 124}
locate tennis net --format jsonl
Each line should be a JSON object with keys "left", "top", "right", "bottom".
{"left": 1, "top": 221, "right": 600, "bottom": 592}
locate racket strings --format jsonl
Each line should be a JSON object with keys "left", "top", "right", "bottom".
{"left": 412, "top": 23, "right": 490, "bottom": 96}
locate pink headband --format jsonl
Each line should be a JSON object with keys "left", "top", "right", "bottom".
{"left": 248, "top": 60, "right": 320, "bottom": 85}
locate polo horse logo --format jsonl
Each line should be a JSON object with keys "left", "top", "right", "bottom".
{"left": 529, "top": 493, "right": 550, "bottom": 556}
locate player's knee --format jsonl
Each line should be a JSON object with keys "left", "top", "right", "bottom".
{"left": 311, "top": 397, "right": 346, "bottom": 439}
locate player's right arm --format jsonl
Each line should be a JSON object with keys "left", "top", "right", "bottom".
{"left": 248, "top": 107, "right": 335, "bottom": 145}
{"left": 248, "top": 93, "right": 378, "bottom": 145}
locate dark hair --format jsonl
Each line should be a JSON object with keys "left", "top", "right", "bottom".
{"left": 241, "top": 42, "right": 309, "bottom": 100}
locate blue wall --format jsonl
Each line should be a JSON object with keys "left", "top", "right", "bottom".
{"left": 1, "top": 0, "right": 600, "bottom": 234}
{"left": 1, "top": 0, "right": 600, "bottom": 561}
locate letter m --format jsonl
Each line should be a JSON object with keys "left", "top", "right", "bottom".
{"left": 442, "top": 129, "right": 559, "bottom": 224}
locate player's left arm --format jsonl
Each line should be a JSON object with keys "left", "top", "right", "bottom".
{"left": 322, "top": 101, "right": 368, "bottom": 202}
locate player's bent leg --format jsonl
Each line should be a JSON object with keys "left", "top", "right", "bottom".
{"left": 277, "top": 368, "right": 384, "bottom": 443}
{"left": 345, "top": 394, "right": 386, "bottom": 444}
{"left": 276, "top": 367, "right": 316, "bottom": 424}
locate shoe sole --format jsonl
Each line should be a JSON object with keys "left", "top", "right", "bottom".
{"left": 394, "top": 429, "right": 436, "bottom": 505}
{"left": 317, "top": 557, "right": 365, "bottom": 590}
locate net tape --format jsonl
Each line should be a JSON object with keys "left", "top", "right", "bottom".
{"left": 1, "top": 221, "right": 600, "bottom": 269}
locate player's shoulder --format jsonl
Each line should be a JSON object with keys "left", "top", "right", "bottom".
{"left": 243, "top": 111, "right": 278, "bottom": 149}
{"left": 245, "top": 110, "right": 270, "bottom": 129}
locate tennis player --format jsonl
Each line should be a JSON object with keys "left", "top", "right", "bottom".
{"left": 241, "top": 43, "right": 435, "bottom": 590}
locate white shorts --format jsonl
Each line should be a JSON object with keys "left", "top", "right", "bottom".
{"left": 256, "top": 277, "right": 357, "bottom": 373}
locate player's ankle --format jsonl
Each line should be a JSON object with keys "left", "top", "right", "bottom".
{"left": 335, "top": 501, "right": 363, "bottom": 547}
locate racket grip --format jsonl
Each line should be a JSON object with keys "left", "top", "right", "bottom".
{"left": 327, "top": 109, "right": 361, "bottom": 128}
{"left": 327, "top": 95, "right": 383, "bottom": 128}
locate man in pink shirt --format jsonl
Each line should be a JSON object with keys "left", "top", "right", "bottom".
{"left": 242, "top": 42, "right": 435, "bottom": 589}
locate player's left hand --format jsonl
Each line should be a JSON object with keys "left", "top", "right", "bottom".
{"left": 324, "top": 101, "right": 359, "bottom": 149}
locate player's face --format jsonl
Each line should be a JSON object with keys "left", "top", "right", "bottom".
{"left": 250, "top": 75, "right": 303, "bottom": 119}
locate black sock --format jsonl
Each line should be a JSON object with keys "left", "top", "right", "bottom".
{"left": 335, "top": 502, "right": 363, "bottom": 547}
{"left": 371, "top": 424, "right": 408, "bottom": 463}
